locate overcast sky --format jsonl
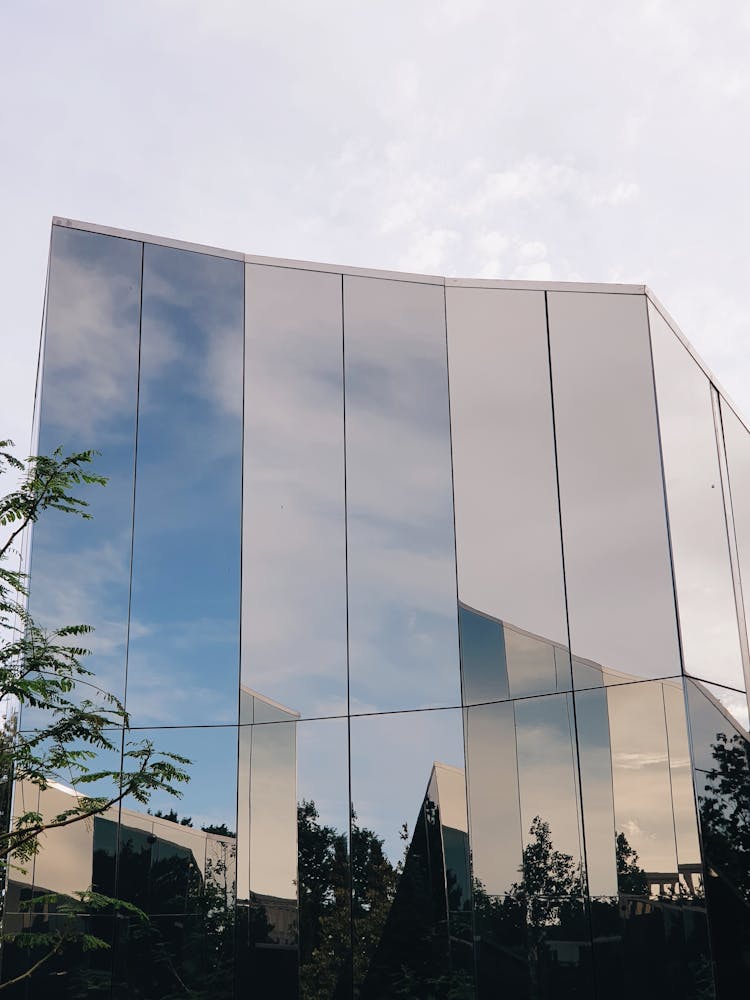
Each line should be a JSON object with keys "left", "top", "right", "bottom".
{"left": 2, "top": 0, "right": 750, "bottom": 453}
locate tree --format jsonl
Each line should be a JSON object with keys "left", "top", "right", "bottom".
{"left": 0, "top": 440, "right": 191, "bottom": 990}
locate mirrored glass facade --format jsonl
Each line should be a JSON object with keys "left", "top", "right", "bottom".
{"left": 6, "top": 219, "right": 750, "bottom": 997}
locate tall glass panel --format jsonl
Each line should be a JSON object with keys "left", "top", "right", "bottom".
{"left": 348, "top": 709, "right": 473, "bottom": 997}
{"left": 548, "top": 292, "right": 680, "bottom": 683}
{"left": 344, "top": 277, "right": 459, "bottom": 712}
{"left": 446, "top": 287, "right": 567, "bottom": 657}
{"left": 649, "top": 302, "right": 745, "bottom": 691}
{"left": 242, "top": 264, "right": 346, "bottom": 720}
{"left": 29, "top": 226, "right": 142, "bottom": 710}
{"left": 112, "top": 726, "right": 238, "bottom": 999}
{"left": 575, "top": 688, "right": 617, "bottom": 898}
{"left": 720, "top": 398, "right": 750, "bottom": 700}
{"left": 126, "top": 245, "right": 243, "bottom": 726}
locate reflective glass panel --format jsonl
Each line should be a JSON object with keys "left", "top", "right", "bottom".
{"left": 459, "top": 604, "right": 508, "bottom": 705}
{"left": 720, "top": 398, "right": 750, "bottom": 694}
{"left": 242, "top": 264, "right": 346, "bottom": 719}
{"left": 445, "top": 287, "right": 568, "bottom": 648}
{"left": 464, "top": 700, "right": 522, "bottom": 897}
{"left": 126, "top": 245, "right": 243, "bottom": 726}
{"left": 649, "top": 302, "right": 744, "bottom": 691}
{"left": 344, "top": 276, "right": 459, "bottom": 712}
{"left": 29, "top": 227, "right": 142, "bottom": 713}
{"left": 514, "top": 693, "right": 584, "bottom": 890}
{"left": 606, "top": 681, "right": 678, "bottom": 892}
{"left": 348, "top": 709, "right": 473, "bottom": 996}
{"left": 505, "top": 624, "right": 559, "bottom": 700}
{"left": 574, "top": 687, "right": 618, "bottom": 897}
{"left": 662, "top": 681, "right": 703, "bottom": 895}
{"left": 700, "top": 681, "right": 749, "bottom": 731}
{"left": 113, "top": 726, "right": 238, "bottom": 999}
{"left": 548, "top": 292, "right": 680, "bottom": 682}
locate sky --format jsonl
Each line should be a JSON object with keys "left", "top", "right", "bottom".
{"left": 3, "top": 0, "right": 750, "bottom": 452}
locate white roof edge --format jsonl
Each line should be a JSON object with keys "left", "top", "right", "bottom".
{"left": 51, "top": 216, "right": 643, "bottom": 292}
{"left": 645, "top": 286, "right": 750, "bottom": 432}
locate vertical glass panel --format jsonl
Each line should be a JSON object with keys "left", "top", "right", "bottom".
{"left": 349, "top": 709, "right": 473, "bottom": 997}
{"left": 236, "top": 694, "right": 299, "bottom": 994}
{"left": 126, "top": 245, "right": 243, "bottom": 726}
{"left": 344, "top": 276, "right": 459, "bottom": 712}
{"left": 445, "top": 287, "right": 567, "bottom": 649}
{"left": 720, "top": 399, "right": 750, "bottom": 694}
{"left": 296, "top": 717, "right": 351, "bottom": 999}
{"left": 606, "top": 681, "right": 678, "bottom": 894}
{"left": 29, "top": 226, "right": 141, "bottom": 710}
{"left": 113, "top": 726, "right": 238, "bottom": 999}
{"left": 464, "top": 700, "right": 522, "bottom": 897}
{"left": 649, "top": 302, "right": 745, "bottom": 691}
{"left": 505, "top": 624, "right": 559, "bottom": 700}
{"left": 700, "top": 681, "right": 749, "bottom": 731}
{"left": 686, "top": 679, "right": 750, "bottom": 997}
{"left": 459, "top": 604, "right": 508, "bottom": 705}
{"left": 242, "top": 264, "right": 346, "bottom": 719}
{"left": 514, "top": 694, "right": 584, "bottom": 890}
{"left": 575, "top": 687, "right": 618, "bottom": 897}
{"left": 662, "top": 682, "right": 703, "bottom": 895}
{"left": 548, "top": 292, "right": 680, "bottom": 682}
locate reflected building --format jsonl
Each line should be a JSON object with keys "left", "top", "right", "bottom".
{"left": 4, "top": 217, "right": 750, "bottom": 997}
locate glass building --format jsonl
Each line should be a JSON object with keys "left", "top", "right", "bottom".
{"left": 4, "top": 216, "right": 750, "bottom": 998}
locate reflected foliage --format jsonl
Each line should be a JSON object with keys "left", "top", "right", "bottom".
{"left": 614, "top": 832, "right": 649, "bottom": 897}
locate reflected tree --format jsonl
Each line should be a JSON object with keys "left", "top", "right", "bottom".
{"left": 614, "top": 831, "right": 649, "bottom": 897}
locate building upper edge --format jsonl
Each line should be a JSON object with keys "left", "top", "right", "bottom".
{"left": 52, "top": 216, "right": 644, "bottom": 294}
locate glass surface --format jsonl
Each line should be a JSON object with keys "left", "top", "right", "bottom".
{"left": 464, "top": 700, "right": 522, "bottom": 897}
{"left": 720, "top": 398, "right": 750, "bottom": 694}
{"left": 242, "top": 264, "right": 347, "bottom": 719}
{"left": 548, "top": 292, "right": 680, "bottom": 682}
{"left": 344, "top": 276, "right": 460, "bottom": 712}
{"left": 574, "top": 687, "right": 618, "bottom": 897}
{"left": 445, "top": 287, "right": 568, "bottom": 648}
{"left": 606, "top": 681, "right": 677, "bottom": 892}
{"left": 649, "top": 302, "right": 745, "bottom": 691}
{"left": 505, "top": 624, "right": 560, "bottom": 699}
{"left": 296, "top": 717, "right": 351, "bottom": 998}
{"left": 686, "top": 679, "right": 750, "bottom": 997}
{"left": 662, "top": 681, "right": 703, "bottom": 895}
{"left": 700, "top": 681, "right": 750, "bottom": 731}
{"left": 459, "top": 604, "right": 508, "bottom": 705}
{"left": 28, "top": 227, "right": 142, "bottom": 717}
{"left": 113, "top": 725, "right": 238, "bottom": 998}
{"left": 126, "top": 245, "right": 243, "bottom": 726}
{"left": 348, "top": 709, "right": 473, "bottom": 996}
{"left": 514, "top": 694, "right": 584, "bottom": 889}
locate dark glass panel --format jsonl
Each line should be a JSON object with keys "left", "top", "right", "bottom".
{"left": 113, "top": 726, "right": 238, "bottom": 999}
{"left": 686, "top": 679, "right": 750, "bottom": 997}
{"left": 349, "top": 709, "right": 473, "bottom": 997}
{"left": 514, "top": 694, "right": 584, "bottom": 887}
{"left": 662, "top": 682, "right": 703, "bottom": 896}
{"left": 649, "top": 303, "right": 745, "bottom": 691}
{"left": 445, "top": 287, "right": 568, "bottom": 650}
{"left": 575, "top": 687, "right": 618, "bottom": 898}
{"left": 242, "top": 264, "right": 346, "bottom": 720}
{"left": 344, "top": 276, "right": 460, "bottom": 712}
{"left": 126, "top": 245, "right": 243, "bottom": 726}
{"left": 464, "top": 700, "right": 522, "bottom": 898}
{"left": 459, "top": 604, "right": 508, "bottom": 706}
{"left": 548, "top": 292, "right": 680, "bottom": 683}
{"left": 29, "top": 226, "right": 142, "bottom": 717}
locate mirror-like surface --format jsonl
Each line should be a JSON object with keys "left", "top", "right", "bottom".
{"left": 29, "top": 227, "right": 142, "bottom": 716}
{"left": 348, "top": 709, "right": 473, "bottom": 997}
{"left": 575, "top": 688, "right": 618, "bottom": 897}
{"left": 686, "top": 680, "right": 750, "bottom": 998}
{"left": 649, "top": 303, "right": 745, "bottom": 692}
{"left": 344, "top": 277, "right": 460, "bottom": 712}
{"left": 720, "top": 399, "right": 750, "bottom": 696}
{"left": 548, "top": 292, "right": 680, "bottom": 682}
{"left": 446, "top": 287, "right": 568, "bottom": 650}
{"left": 127, "top": 246, "right": 244, "bottom": 726}
{"left": 459, "top": 604, "right": 509, "bottom": 705}
{"left": 700, "top": 681, "right": 750, "bottom": 731}
{"left": 113, "top": 726, "right": 238, "bottom": 999}
{"left": 464, "top": 700, "right": 522, "bottom": 897}
{"left": 243, "top": 264, "right": 347, "bottom": 719}
{"left": 662, "top": 681, "right": 703, "bottom": 895}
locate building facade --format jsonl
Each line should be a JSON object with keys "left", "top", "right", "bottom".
{"left": 4, "top": 216, "right": 750, "bottom": 997}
